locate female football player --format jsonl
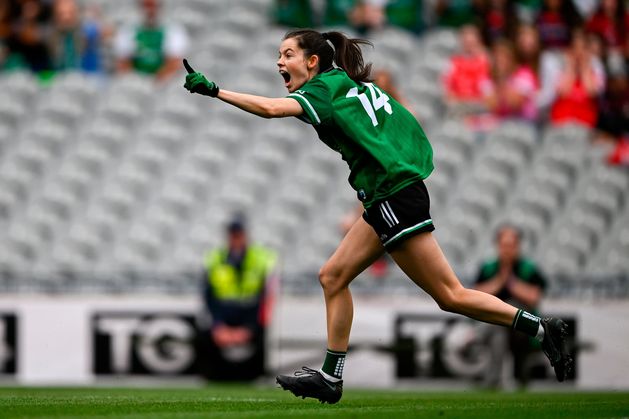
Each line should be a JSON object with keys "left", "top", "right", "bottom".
{"left": 183, "top": 29, "right": 572, "bottom": 403}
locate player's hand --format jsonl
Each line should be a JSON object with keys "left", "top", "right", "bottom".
{"left": 183, "top": 59, "right": 219, "bottom": 97}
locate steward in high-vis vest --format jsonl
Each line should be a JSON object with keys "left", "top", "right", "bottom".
{"left": 200, "top": 216, "right": 278, "bottom": 381}
{"left": 203, "top": 244, "right": 277, "bottom": 328}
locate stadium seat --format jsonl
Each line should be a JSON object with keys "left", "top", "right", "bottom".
{"left": 422, "top": 28, "right": 458, "bottom": 58}
{"left": 0, "top": 93, "right": 28, "bottom": 128}
{"left": 539, "top": 246, "right": 583, "bottom": 276}
{"left": 99, "top": 95, "right": 145, "bottom": 128}
{"left": 0, "top": 188, "right": 20, "bottom": 220}
{"left": 0, "top": 71, "right": 38, "bottom": 102}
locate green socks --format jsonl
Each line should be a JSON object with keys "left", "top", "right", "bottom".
{"left": 512, "top": 309, "right": 542, "bottom": 337}
{"left": 320, "top": 349, "right": 346, "bottom": 381}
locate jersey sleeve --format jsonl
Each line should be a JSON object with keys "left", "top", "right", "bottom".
{"left": 286, "top": 78, "right": 333, "bottom": 125}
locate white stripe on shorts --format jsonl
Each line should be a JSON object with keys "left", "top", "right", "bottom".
{"left": 380, "top": 201, "right": 398, "bottom": 227}
{"left": 379, "top": 203, "right": 394, "bottom": 228}
{"left": 384, "top": 201, "right": 399, "bottom": 224}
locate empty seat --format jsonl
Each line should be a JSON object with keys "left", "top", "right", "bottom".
{"left": 0, "top": 188, "right": 21, "bottom": 219}
{"left": 0, "top": 71, "right": 38, "bottom": 104}
{"left": 516, "top": 183, "right": 563, "bottom": 224}
{"left": 39, "top": 184, "right": 83, "bottom": 221}
{"left": 371, "top": 27, "right": 418, "bottom": 65}
{"left": 99, "top": 94, "right": 145, "bottom": 127}
{"left": 130, "top": 146, "right": 171, "bottom": 177}
{"left": 539, "top": 246, "right": 583, "bottom": 276}
{"left": 22, "top": 119, "right": 72, "bottom": 156}
{"left": 14, "top": 146, "right": 55, "bottom": 177}
{"left": 38, "top": 93, "right": 86, "bottom": 126}
{"left": 0, "top": 93, "right": 28, "bottom": 128}
{"left": 75, "top": 145, "right": 114, "bottom": 177}
{"left": 100, "top": 186, "right": 143, "bottom": 220}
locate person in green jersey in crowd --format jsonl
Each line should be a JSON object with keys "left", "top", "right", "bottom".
{"left": 475, "top": 224, "right": 547, "bottom": 388}
{"left": 182, "top": 29, "right": 573, "bottom": 404}
{"left": 114, "top": 0, "right": 188, "bottom": 82}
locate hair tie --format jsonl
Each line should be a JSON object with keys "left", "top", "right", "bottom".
{"left": 325, "top": 39, "right": 336, "bottom": 55}
{"left": 323, "top": 34, "right": 338, "bottom": 69}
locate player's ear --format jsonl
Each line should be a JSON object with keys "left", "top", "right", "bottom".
{"left": 307, "top": 54, "right": 320, "bottom": 71}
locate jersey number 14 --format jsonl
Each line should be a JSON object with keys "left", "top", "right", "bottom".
{"left": 346, "top": 83, "right": 393, "bottom": 127}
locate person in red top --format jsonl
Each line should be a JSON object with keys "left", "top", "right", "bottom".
{"left": 586, "top": 0, "right": 629, "bottom": 51}
{"left": 550, "top": 28, "right": 606, "bottom": 127}
{"left": 443, "top": 24, "right": 491, "bottom": 112}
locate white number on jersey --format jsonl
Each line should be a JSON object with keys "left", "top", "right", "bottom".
{"left": 346, "top": 83, "right": 393, "bottom": 127}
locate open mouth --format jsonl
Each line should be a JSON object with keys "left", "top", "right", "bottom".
{"left": 279, "top": 70, "right": 291, "bottom": 85}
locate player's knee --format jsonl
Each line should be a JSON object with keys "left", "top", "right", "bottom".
{"left": 318, "top": 263, "right": 347, "bottom": 296}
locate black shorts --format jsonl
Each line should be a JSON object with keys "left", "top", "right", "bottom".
{"left": 362, "top": 180, "right": 435, "bottom": 252}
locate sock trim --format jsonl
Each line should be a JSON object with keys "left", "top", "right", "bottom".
{"left": 319, "top": 369, "right": 341, "bottom": 382}
{"left": 322, "top": 348, "right": 346, "bottom": 379}
{"left": 512, "top": 309, "right": 541, "bottom": 337}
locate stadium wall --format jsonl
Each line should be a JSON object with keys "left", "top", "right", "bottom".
{"left": 0, "top": 295, "right": 627, "bottom": 389}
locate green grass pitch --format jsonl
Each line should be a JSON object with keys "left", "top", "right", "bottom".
{"left": 1, "top": 386, "right": 628, "bottom": 418}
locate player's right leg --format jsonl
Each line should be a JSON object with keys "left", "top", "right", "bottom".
{"left": 276, "top": 216, "right": 384, "bottom": 403}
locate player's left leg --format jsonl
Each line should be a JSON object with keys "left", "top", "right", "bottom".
{"left": 391, "top": 232, "right": 518, "bottom": 325}
{"left": 389, "top": 232, "right": 573, "bottom": 381}
{"left": 276, "top": 216, "right": 385, "bottom": 404}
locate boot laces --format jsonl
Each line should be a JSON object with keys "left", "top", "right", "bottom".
{"left": 294, "top": 366, "right": 319, "bottom": 377}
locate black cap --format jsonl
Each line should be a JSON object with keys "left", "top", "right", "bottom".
{"left": 226, "top": 214, "right": 247, "bottom": 233}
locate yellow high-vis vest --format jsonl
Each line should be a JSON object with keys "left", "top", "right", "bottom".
{"left": 204, "top": 245, "right": 277, "bottom": 301}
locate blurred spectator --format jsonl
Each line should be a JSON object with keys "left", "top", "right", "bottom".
{"left": 585, "top": 0, "right": 629, "bottom": 82}
{"left": 435, "top": 0, "right": 482, "bottom": 28}
{"left": 273, "top": 0, "right": 315, "bottom": 28}
{"left": 572, "top": 0, "right": 599, "bottom": 19}
{"left": 585, "top": 0, "right": 628, "bottom": 52}
{"left": 535, "top": 0, "right": 582, "bottom": 49}
{"left": 607, "top": 136, "right": 629, "bottom": 165}
{"left": 549, "top": 28, "right": 606, "bottom": 128}
{"left": 1, "top": 0, "right": 53, "bottom": 73}
{"left": 349, "top": 0, "right": 387, "bottom": 34}
{"left": 275, "top": 0, "right": 425, "bottom": 34}
{"left": 478, "top": 0, "right": 519, "bottom": 46}
{"left": 596, "top": 64, "right": 629, "bottom": 143}
{"left": 514, "top": 23, "right": 541, "bottom": 78}
{"left": 323, "top": 0, "right": 357, "bottom": 28}
{"left": 200, "top": 214, "right": 278, "bottom": 381}
{"left": 114, "top": 0, "right": 188, "bottom": 82}
{"left": 0, "top": 1, "right": 10, "bottom": 68}
{"left": 442, "top": 24, "right": 491, "bottom": 114}
{"left": 475, "top": 224, "right": 547, "bottom": 388}
{"left": 514, "top": 0, "right": 542, "bottom": 24}
{"left": 49, "top": 0, "right": 111, "bottom": 74}
{"left": 483, "top": 39, "right": 539, "bottom": 122}
{"left": 374, "top": 68, "right": 413, "bottom": 110}
{"left": 385, "top": 0, "right": 425, "bottom": 34}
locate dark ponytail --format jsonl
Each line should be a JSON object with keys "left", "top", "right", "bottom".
{"left": 283, "top": 29, "right": 373, "bottom": 83}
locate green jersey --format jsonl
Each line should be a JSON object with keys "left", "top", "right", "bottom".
{"left": 287, "top": 69, "right": 433, "bottom": 208}
{"left": 133, "top": 27, "right": 165, "bottom": 74}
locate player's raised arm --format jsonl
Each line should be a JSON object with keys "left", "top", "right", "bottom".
{"left": 182, "top": 59, "right": 303, "bottom": 119}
